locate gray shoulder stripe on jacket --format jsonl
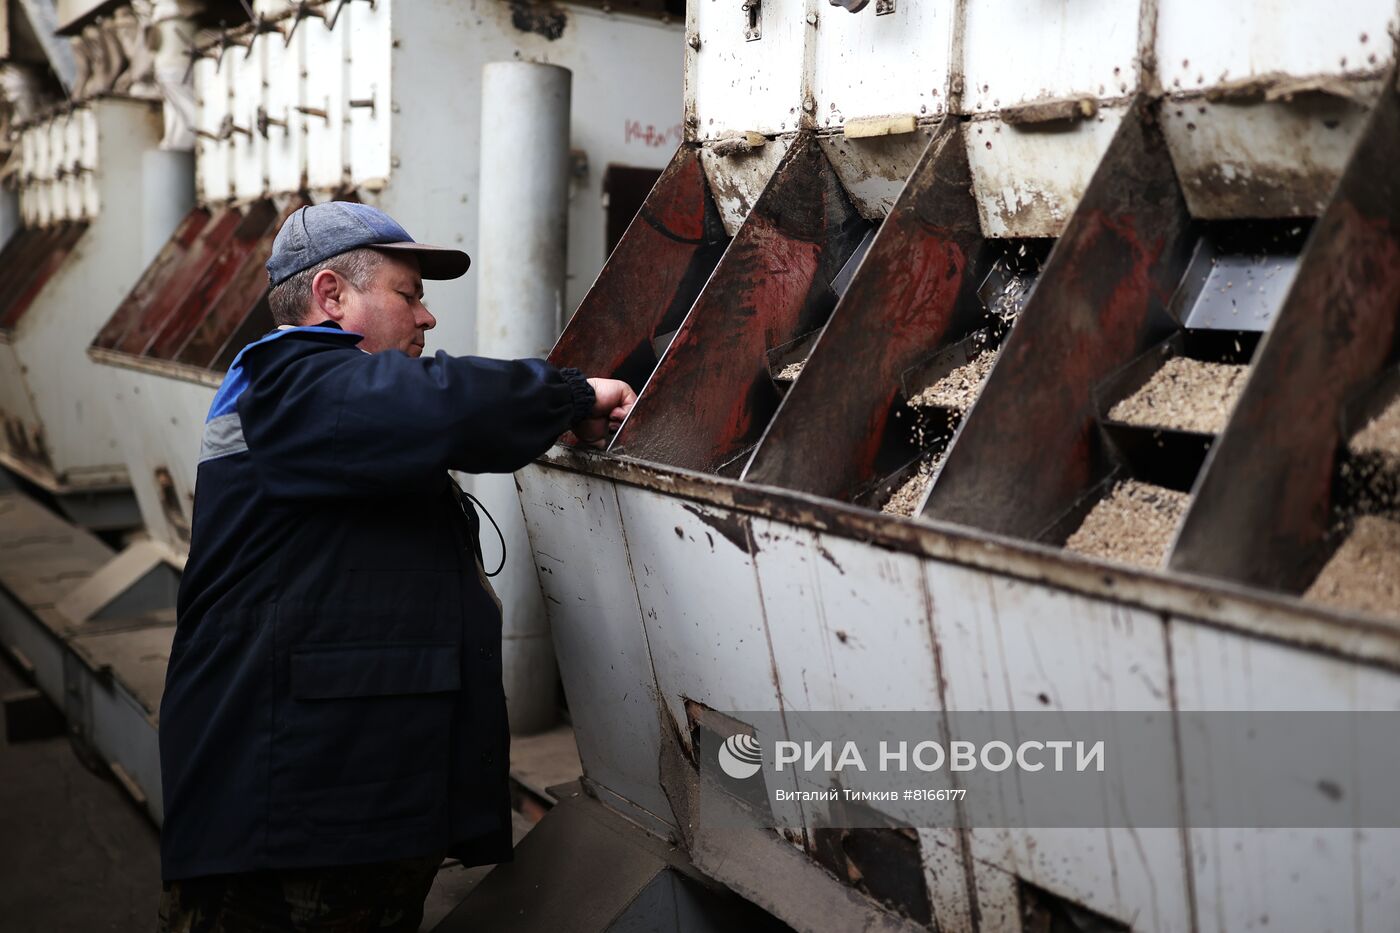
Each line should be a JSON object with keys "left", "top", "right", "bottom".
{"left": 200, "top": 413, "right": 249, "bottom": 463}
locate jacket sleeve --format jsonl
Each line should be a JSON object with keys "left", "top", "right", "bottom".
{"left": 239, "top": 345, "right": 595, "bottom": 498}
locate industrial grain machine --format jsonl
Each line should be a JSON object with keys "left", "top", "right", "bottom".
{"left": 509, "top": 1, "right": 1400, "bottom": 931}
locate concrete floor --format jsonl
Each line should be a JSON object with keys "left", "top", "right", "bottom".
{"left": 0, "top": 656, "right": 162, "bottom": 933}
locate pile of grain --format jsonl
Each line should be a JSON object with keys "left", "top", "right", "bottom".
{"left": 1064, "top": 480, "right": 1188, "bottom": 569}
{"left": 1350, "top": 395, "right": 1400, "bottom": 461}
{"left": 1108, "top": 357, "right": 1248, "bottom": 434}
{"left": 776, "top": 360, "right": 806, "bottom": 381}
{"left": 881, "top": 454, "right": 945, "bottom": 518}
{"left": 1303, "top": 515, "right": 1400, "bottom": 617}
{"left": 909, "top": 350, "right": 996, "bottom": 413}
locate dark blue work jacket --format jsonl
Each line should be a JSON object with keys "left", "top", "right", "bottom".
{"left": 158, "top": 323, "right": 593, "bottom": 881}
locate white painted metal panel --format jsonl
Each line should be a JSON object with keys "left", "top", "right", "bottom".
{"left": 962, "top": 0, "right": 1142, "bottom": 115}
{"left": 1171, "top": 623, "right": 1400, "bottom": 933}
{"left": 1161, "top": 95, "right": 1373, "bottom": 220}
{"left": 229, "top": 40, "right": 266, "bottom": 202}
{"left": 304, "top": 13, "right": 348, "bottom": 192}
{"left": 8, "top": 100, "right": 185, "bottom": 486}
{"left": 967, "top": 106, "right": 1124, "bottom": 238}
{"left": 194, "top": 56, "right": 232, "bottom": 204}
{"left": 345, "top": 0, "right": 392, "bottom": 188}
{"left": 262, "top": 29, "right": 306, "bottom": 195}
{"left": 515, "top": 466, "right": 677, "bottom": 827}
{"left": 47, "top": 117, "right": 68, "bottom": 224}
{"left": 810, "top": 0, "right": 954, "bottom": 128}
{"left": 613, "top": 484, "right": 780, "bottom": 738}
{"left": 752, "top": 520, "right": 939, "bottom": 710}
{"left": 690, "top": 0, "right": 805, "bottom": 139}
{"left": 77, "top": 107, "right": 98, "bottom": 171}
{"left": 752, "top": 520, "right": 965, "bottom": 860}
{"left": 96, "top": 366, "right": 213, "bottom": 553}
{"left": 697, "top": 137, "right": 790, "bottom": 236}
{"left": 926, "top": 561, "right": 1192, "bottom": 933}
{"left": 1156, "top": 0, "right": 1397, "bottom": 95}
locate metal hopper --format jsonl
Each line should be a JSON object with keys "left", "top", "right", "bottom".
{"left": 511, "top": 2, "right": 1400, "bottom": 931}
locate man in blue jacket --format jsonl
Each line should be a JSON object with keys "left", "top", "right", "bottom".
{"left": 157, "top": 202, "right": 635, "bottom": 931}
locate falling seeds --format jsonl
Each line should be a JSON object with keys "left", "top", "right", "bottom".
{"left": 1350, "top": 394, "right": 1400, "bottom": 461}
{"left": 909, "top": 350, "right": 996, "bottom": 413}
{"left": 1108, "top": 357, "right": 1248, "bottom": 434}
{"left": 1303, "top": 516, "right": 1400, "bottom": 618}
{"left": 1064, "top": 480, "right": 1189, "bottom": 569}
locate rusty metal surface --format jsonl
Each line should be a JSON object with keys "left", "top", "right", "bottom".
{"left": 531, "top": 446, "right": 1400, "bottom": 671}
{"left": 549, "top": 145, "right": 729, "bottom": 395}
{"left": 107, "top": 206, "right": 247, "bottom": 357}
{"left": 923, "top": 99, "right": 1193, "bottom": 539}
{"left": 1170, "top": 70, "right": 1400, "bottom": 592}
{"left": 171, "top": 199, "right": 300, "bottom": 368}
{"left": 0, "top": 223, "right": 89, "bottom": 332}
{"left": 138, "top": 200, "right": 280, "bottom": 360}
{"left": 613, "top": 134, "right": 869, "bottom": 473}
{"left": 91, "top": 207, "right": 213, "bottom": 351}
{"left": 743, "top": 124, "right": 985, "bottom": 500}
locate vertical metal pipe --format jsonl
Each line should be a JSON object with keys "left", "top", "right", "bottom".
{"left": 476, "top": 61, "right": 572, "bottom": 734}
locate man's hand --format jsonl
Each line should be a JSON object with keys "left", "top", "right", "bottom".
{"left": 576, "top": 378, "right": 638, "bottom": 448}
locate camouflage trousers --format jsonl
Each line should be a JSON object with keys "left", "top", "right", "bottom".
{"left": 157, "top": 855, "right": 445, "bottom": 933}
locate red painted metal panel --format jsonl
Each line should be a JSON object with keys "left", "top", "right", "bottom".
{"left": 144, "top": 200, "right": 280, "bottom": 359}
{"left": 0, "top": 227, "right": 61, "bottom": 327}
{"left": 611, "top": 135, "right": 868, "bottom": 474}
{"left": 110, "top": 206, "right": 246, "bottom": 356}
{"left": 549, "top": 144, "right": 729, "bottom": 394}
{"left": 171, "top": 200, "right": 301, "bottom": 368}
{"left": 924, "top": 99, "right": 1194, "bottom": 537}
{"left": 0, "top": 223, "right": 89, "bottom": 332}
{"left": 1171, "top": 72, "right": 1400, "bottom": 590}
{"left": 92, "top": 206, "right": 213, "bottom": 350}
{"left": 743, "top": 125, "right": 985, "bottom": 501}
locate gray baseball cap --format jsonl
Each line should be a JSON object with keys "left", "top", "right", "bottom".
{"left": 266, "top": 202, "right": 470, "bottom": 287}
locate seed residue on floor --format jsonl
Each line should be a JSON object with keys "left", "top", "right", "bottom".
{"left": 1064, "top": 480, "right": 1189, "bottom": 569}
{"left": 776, "top": 360, "right": 806, "bottom": 381}
{"left": 909, "top": 350, "right": 996, "bottom": 413}
{"left": 1350, "top": 394, "right": 1400, "bottom": 461}
{"left": 1108, "top": 357, "right": 1248, "bottom": 434}
{"left": 1304, "top": 516, "right": 1400, "bottom": 617}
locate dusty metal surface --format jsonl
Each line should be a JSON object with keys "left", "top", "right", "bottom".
{"left": 966, "top": 107, "right": 1126, "bottom": 240}
{"left": 1171, "top": 68, "right": 1400, "bottom": 592}
{"left": 744, "top": 124, "right": 984, "bottom": 501}
{"left": 1162, "top": 93, "right": 1377, "bottom": 220}
{"left": 817, "top": 129, "right": 934, "bottom": 222}
{"left": 925, "top": 99, "right": 1192, "bottom": 539}
{"left": 613, "top": 135, "right": 869, "bottom": 473}
{"left": 697, "top": 138, "right": 791, "bottom": 237}
{"left": 549, "top": 146, "right": 728, "bottom": 394}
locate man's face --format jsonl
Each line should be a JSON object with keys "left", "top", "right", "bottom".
{"left": 336, "top": 252, "right": 436, "bottom": 357}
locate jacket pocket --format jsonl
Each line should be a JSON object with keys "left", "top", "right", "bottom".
{"left": 290, "top": 642, "right": 459, "bottom": 699}
{"left": 273, "top": 641, "right": 460, "bottom": 837}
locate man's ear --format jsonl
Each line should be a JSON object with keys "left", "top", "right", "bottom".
{"left": 310, "top": 269, "right": 347, "bottom": 321}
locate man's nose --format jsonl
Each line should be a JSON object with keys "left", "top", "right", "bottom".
{"left": 418, "top": 307, "right": 437, "bottom": 331}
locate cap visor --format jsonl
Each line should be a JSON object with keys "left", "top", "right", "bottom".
{"left": 372, "top": 242, "right": 472, "bottom": 280}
